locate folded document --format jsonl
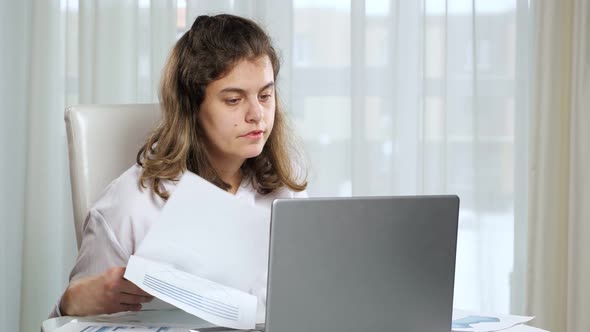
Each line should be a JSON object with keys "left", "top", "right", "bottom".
{"left": 125, "top": 172, "right": 270, "bottom": 330}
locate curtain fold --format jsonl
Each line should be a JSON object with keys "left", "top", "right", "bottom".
{"left": 567, "top": 2, "right": 590, "bottom": 331}
{"left": 0, "top": 2, "right": 30, "bottom": 331}
{"left": 527, "top": 1, "right": 590, "bottom": 331}
{"left": 20, "top": 2, "right": 76, "bottom": 332}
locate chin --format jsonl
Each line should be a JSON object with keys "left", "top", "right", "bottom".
{"left": 242, "top": 147, "right": 265, "bottom": 159}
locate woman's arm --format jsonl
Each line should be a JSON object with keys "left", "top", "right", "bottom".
{"left": 54, "top": 208, "right": 153, "bottom": 316}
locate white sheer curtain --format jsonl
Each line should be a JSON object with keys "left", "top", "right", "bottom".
{"left": 0, "top": 1, "right": 532, "bottom": 331}
{"left": 0, "top": 2, "right": 30, "bottom": 332}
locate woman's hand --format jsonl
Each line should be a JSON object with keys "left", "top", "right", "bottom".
{"left": 59, "top": 266, "right": 154, "bottom": 316}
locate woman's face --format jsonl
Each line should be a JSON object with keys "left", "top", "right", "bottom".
{"left": 198, "top": 55, "right": 276, "bottom": 166}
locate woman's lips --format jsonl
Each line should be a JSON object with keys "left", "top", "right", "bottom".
{"left": 241, "top": 130, "right": 264, "bottom": 139}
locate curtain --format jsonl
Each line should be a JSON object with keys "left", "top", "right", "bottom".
{"left": 526, "top": 1, "right": 590, "bottom": 331}
{"left": 0, "top": 1, "right": 533, "bottom": 331}
{"left": 0, "top": 1, "right": 30, "bottom": 331}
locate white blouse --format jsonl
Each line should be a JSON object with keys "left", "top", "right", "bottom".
{"left": 50, "top": 164, "right": 307, "bottom": 318}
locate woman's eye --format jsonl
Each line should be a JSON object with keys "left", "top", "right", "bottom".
{"left": 226, "top": 98, "right": 240, "bottom": 105}
{"left": 259, "top": 94, "right": 272, "bottom": 102}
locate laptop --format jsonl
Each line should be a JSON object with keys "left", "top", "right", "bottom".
{"left": 201, "top": 195, "right": 459, "bottom": 332}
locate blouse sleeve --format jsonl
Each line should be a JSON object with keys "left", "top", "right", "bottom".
{"left": 70, "top": 208, "right": 130, "bottom": 280}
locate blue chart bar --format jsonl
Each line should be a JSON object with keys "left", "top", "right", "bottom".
{"left": 143, "top": 274, "right": 239, "bottom": 321}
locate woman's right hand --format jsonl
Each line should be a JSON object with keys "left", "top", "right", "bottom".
{"left": 59, "top": 266, "right": 154, "bottom": 316}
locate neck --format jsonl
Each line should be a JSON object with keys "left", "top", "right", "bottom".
{"left": 209, "top": 156, "right": 244, "bottom": 194}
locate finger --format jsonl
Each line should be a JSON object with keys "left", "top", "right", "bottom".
{"left": 118, "top": 292, "right": 154, "bottom": 305}
{"left": 117, "top": 280, "right": 153, "bottom": 297}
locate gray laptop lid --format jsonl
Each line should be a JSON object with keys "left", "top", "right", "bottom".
{"left": 265, "top": 195, "right": 459, "bottom": 332}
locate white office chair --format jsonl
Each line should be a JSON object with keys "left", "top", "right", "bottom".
{"left": 65, "top": 104, "right": 161, "bottom": 249}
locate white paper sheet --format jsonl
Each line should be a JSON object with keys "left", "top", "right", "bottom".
{"left": 501, "top": 324, "right": 549, "bottom": 332}
{"left": 452, "top": 309, "right": 535, "bottom": 332}
{"left": 43, "top": 308, "right": 214, "bottom": 332}
{"left": 126, "top": 255, "right": 257, "bottom": 329}
{"left": 54, "top": 321, "right": 190, "bottom": 332}
{"left": 125, "top": 172, "right": 270, "bottom": 330}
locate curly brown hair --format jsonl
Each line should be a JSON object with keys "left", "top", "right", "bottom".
{"left": 137, "top": 14, "right": 307, "bottom": 200}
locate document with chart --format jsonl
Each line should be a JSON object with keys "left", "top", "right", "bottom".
{"left": 54, "top": 321, "right": 191, "bottom": 332}
{"left": 124, "top": 172, "right": 270, "bottom": 330}
{"left": 452, "top": 309, "right": 535, "bottom": 332}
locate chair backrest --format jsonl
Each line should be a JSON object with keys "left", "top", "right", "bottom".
{"left": 65, "top": 104, "right": 161, "bottom": 249}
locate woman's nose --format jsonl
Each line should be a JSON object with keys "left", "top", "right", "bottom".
{"left": 246, "top": 101, "right": 263, "bottom": 123}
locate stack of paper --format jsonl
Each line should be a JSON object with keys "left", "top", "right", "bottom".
{"left": 55, "top": 321, "right": 190, "bottom": 332}
{"left": 47, "top": 308, "right": 212, "bottom": 332}
{"left": 452, "top": 309, "right": 549, "bottom": 332}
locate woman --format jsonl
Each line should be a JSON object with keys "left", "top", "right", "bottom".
{"left": 51, "top": 14, "right": 307, "bottom": 317}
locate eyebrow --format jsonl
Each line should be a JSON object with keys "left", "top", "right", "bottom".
{"left": 218, "top": 82, "right": 275, "bottom": 95}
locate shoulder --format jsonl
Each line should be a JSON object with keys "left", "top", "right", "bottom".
{"left": 91, "top": 164, "right": 164, "bottom": 214}
{"left": 86, "top": 164, "right": 174, "bottom": 254}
